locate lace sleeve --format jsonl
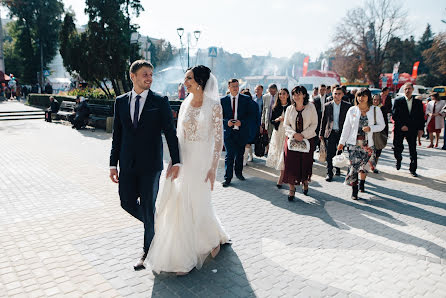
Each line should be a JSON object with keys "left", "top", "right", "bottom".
{"left": 211, "top": 103, "right": 223, "bottom": 172}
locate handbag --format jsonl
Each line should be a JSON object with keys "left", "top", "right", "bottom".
{"left": 319, "top": 139, "right": 327, "bottom": 162}
{"left": 287, "top": 138, "right": 310, "bottom": 152}
{"left": 332, "top": 152, "right": 349, "bottom": 168}
{"left": 372, "top": 106, "right": 388, "bottom": 150}
{"left": 254, "top": 131, "right": 269, "bottom": 157}
{"left": 287, "top": 110, "right": 310, "bottom": 153}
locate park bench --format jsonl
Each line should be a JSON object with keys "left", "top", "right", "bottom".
{"left": 56, "top": 101, "right": 76, "bottom": 120}
{"left": 87, "top": 103, "right": 114, "bottom": 131}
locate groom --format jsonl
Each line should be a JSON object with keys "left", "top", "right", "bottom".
{"left": 109, "top": 60, "right": 180, "bottom": 270}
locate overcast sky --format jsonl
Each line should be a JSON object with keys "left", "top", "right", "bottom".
{"left": 25, "top": 0, "right": 446, "bottom": 60}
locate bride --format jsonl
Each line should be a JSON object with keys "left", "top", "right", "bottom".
{"left": 147, "top": 65, "right": 230, "bottom": 275}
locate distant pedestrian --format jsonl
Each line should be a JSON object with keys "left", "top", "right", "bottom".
{"left": 261, "top": 84, "right": 278, "bottom": 154}
{"left": 241, "top": 89, "right": 260, "bottom": 165}
{"left": 283, "top": 86, "right": 318, "bottom": 200}
{"left": 253, "top": 85, "right": 263, "bottom": 118}
{"left": 338, "top": 88, "right": 385, "bottom": 200}
{"left": 44, "top": 83, "right": 53, "bottom": 94}
{"left": 426, "top": 92, "right": 446, "bottom": 148}
{"left": 372, "top": 94, "right": 389, "bottom": 173}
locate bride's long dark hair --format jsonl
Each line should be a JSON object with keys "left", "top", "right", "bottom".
{"left": 188, "top": 65, "right": 211, "bottom": 90}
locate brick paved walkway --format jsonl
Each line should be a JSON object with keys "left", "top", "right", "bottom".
{"left": 1, "top": 101, "right": 445, "bottom": 297}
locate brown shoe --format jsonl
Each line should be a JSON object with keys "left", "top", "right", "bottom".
{"left": 133, "top": 250, "right": 148, "bottom": 271}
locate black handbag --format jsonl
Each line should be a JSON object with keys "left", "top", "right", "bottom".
{"left": 372, "top": 107, "right": 388, "bottom": 150}
{"left": 254, "top": 132, "right": 269, "bottom": 157}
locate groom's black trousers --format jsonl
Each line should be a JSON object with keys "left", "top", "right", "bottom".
{"left": 118, "top": 169, "right": 162, "bottom": 252}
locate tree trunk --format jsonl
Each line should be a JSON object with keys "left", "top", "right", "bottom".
{"left": 94, "top": 79, "right": 111, "bottom": 99}
{"left": 111, "top": 79, "right": 121, "bottom": 96}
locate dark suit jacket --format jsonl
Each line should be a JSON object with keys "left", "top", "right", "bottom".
{"left": 382, "top": 95, "right": 392, "bottom": 116}
{"left": 110, "top": 90, "right": 180, "bottom": 172}
{"left": 392, "top": 96, "right": 425, "bottom": 133}
{"left": 312, "top": 97, "right": 322, "bottom": 135}
{"left": 319, "top": 100, "right": 351, "bottom": 138}
{"left": 74, "top": 101, "right": 90, "bottom": 118}
{"left": 220, "top": 93, "right": 251, "bottom": 142}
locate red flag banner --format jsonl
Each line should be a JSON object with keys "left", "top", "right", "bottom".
{"left": 412, "top": 61, "right": 420, "bottom": 79}
{"left": 302, "top": 56, "right": 309, "bottom": 77}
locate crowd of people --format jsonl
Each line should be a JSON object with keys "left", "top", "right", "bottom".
{"left": 234, "top": 82, "right": 446, "bottom": 201}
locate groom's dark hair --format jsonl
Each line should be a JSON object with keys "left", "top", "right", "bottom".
{"left": 130, "top": 60, "right": 154, "bottom": 74}
{"left": 188, "top": 65, "right": 211, "bottom": 90}
{"left": 227, "top": 78, "right": 239, "bottom": 85}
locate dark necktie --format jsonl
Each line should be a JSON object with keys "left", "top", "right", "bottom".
{"left": 232, "top": 97, "right": 236, "bottom": 118}
{"left": 133, "top": 95, "right": 141, "bottom": 128}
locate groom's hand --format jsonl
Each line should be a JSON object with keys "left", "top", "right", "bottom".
{"left": 166, "top": 165, "right": 180, "bottom": 181}
{"left": 109, "top": 168, "right": 119, "bottom": 183}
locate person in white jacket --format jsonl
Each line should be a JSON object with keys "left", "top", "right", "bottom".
{"left": 337, "top": 88, "right": 385, "bottom": 200}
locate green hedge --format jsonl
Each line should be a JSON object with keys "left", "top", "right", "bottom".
{"left": 28, "top": 93, "right": 182, "bottom": 113}
{"left": 28, "top": 94, "right": 115, "bottom": 108}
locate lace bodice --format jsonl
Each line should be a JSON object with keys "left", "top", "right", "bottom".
{"left": 180, "top": 102, "right": 223, "bottom": 172}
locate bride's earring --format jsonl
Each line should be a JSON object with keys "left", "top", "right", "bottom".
{"left": 196, "top": 85, "right": 200, "bottom": 90}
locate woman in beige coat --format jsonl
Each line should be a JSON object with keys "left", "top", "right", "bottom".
{"left": 283, "top": 86, "right": 318, "bottom": 200}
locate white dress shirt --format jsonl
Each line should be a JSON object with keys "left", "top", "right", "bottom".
{"left": 231, "top": 93, "right": 240, "bottom": 130}
{"left": 130, "top": 89, "right": 149, "bottom": 122}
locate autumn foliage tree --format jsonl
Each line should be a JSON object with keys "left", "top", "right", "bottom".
{"left": 332, "top": 0, "right": 407, "bottom": 86}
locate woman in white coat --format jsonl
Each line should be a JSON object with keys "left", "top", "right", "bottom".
{"left": 337, "top": 88, "right": 385, "bottom": 200}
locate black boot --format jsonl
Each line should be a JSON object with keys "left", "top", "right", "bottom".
{"left": 359, "top": 180, "right": 365, "bottom": 192}
{"left": 352, "top": 185, "right": 359, "bottom": 200}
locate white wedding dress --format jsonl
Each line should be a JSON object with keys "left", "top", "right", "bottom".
{"left": 147, "top": 74, "right": 230, "bottom": 273}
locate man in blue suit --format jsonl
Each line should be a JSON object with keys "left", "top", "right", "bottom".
{"left": 109, "top": 60, "right": 180, "bottom": 270}
{"left": 221, "top": 79, "right": 252, "bottom": 187}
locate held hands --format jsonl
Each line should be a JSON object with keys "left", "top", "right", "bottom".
{"left": 166, "top": 163, "right": 180, "bottom": 181}
{"left": 228, "top": 119, "right": 241, "bottom": 127}
{"left": 275, "top": 116, "right": 284, "bottom": 122}
{"left": 293, "top": 133, "right": 304, "bottom": 141}
{"left": 362, "top": 126, "right": 371, "bottom": 133}
{"left": 109, "top": 169, "right": 119, "bottom": 183}
{"left": 205, "top": 169, "right": 216, "bottom": 191}
{"left": 401, "top": 125, "right": 409, "bottom": 132}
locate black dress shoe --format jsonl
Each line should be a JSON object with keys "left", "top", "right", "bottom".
{"left": 335, "top": 168, "right": 341, "bottom": 176}
{"left": 222, "top": 180, "right": 231, "bottom": 187}
{"left": 134, "top": 250, "right": 148, "bottom": 271}
{"left": 325, "top": 175, "right": 333, "bottom": 182}
{"left": 410, "top": 172, "right": 418, "bottom": 177}
{"left": 396, "top": 160, "right": 401, "bottom": 170}
{"left": 276, "top": 184, "right": 283, "bottom": 189}
{"left": 236, "top": 175, "right": 246, "bottom": 181}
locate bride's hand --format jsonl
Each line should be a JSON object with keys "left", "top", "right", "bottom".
{"left": 205, "top": 169, "right": 216, "bottom": 191}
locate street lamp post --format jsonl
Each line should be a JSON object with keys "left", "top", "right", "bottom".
{"left": 176, "top": 28, "right": 201, "bottom": 71}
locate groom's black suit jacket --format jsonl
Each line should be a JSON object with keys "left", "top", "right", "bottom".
{"left": 110, "top": 90, "right": 180, "bottom": 173}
